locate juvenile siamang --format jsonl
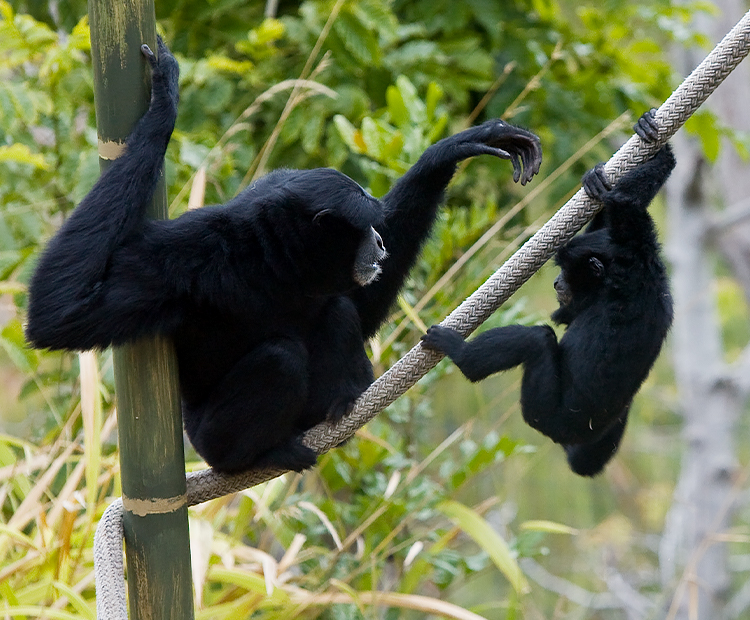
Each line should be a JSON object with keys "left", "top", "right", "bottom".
{"left": 26, "top": 39, "right": 542, "bottom": 473}
{"left": 421, "top": 111, "right": 674, "bottom": 476}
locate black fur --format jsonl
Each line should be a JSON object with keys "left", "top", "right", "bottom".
{"left": 26, "top": 39, "right": 542, "bottom": 473}
{"left": 422, "top": 111, "right": 674, "bottom": 476}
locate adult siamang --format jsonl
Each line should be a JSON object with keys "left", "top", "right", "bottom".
{"left": 25, "top": 39, "right": 542, "bottom": 473}
{"left": 421, "top": 111, "right": 674, "bottom": 476}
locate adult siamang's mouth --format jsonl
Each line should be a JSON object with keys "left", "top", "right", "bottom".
{"left": 354, "top": 262, "right": 383, "bottom": 286}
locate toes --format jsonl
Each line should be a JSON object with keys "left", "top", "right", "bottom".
{"left": 327, "top": 398, "right": 355, "bottom": 423}
{"left": 634, "top": 108, "right": 659, "bottom": 142}
{"left": 511, "top": 154, "right": 522, "bottom": 183}
{"left": 140, "top": 43, "right": 156, "bottom": 67}
{"left": 582, "top": 164, "right": 611, "bottom": 200}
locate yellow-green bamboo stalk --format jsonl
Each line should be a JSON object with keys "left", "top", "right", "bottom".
{"left": 87, "top": 2, "right": 193, "bottom": 618}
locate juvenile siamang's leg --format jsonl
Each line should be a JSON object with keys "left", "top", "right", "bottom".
{"left": 423, "top": 324, "right": 597, "bottom": 447}
{"left": 421, "top": 324, "right": 559, "bottom": 384}
{"left": 303, "top": 296, "right": 374, "bottom": 427}
{"left": 351, "top": 121, "right": 542, "bottom": 338}
{"left": 563, "top": 412, "right": 628, "bottom": 476}
{"left": 634, "top": 108, "right": 659, "bottom": 143}
{"left": 183, "top": 338, "right": 317, "bottom": 473}
{"left": 26, "top": 38, "right": 180, "bottom": 351}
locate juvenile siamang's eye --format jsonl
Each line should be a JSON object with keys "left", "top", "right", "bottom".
{"left": 588, "top": 257, "right": 605, "bottom": 277}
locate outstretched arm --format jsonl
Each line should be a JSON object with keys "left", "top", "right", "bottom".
{"left": 352, "top": 120, "right": 542, "bottom": 337}
{"left": 26, "top": 39, "right": 179, "bottom": 351}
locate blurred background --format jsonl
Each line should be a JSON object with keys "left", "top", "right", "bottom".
{"left": 0, "top": 0, "right": 749, "bottom": 618}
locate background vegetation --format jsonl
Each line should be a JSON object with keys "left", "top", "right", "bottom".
{"left": 0, "top": 0, "right": 749, "bottom": 618}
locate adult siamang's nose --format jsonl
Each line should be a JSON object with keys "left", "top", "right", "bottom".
{"left": 373, "top": 229, "right": 385, "bottom": 253}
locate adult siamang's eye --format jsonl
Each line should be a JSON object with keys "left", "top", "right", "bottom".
{"left": 312, "top": 209, "right": 332, "bottom": 224}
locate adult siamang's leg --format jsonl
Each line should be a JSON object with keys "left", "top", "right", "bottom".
{"left": 303, "top": 296, "right": 374, "bottom": 427}
{"left": 184, "top": 338, "right": 316, "bottom": 473}
{"left": 563, "top": 412, "right": 628, "bottom": 476}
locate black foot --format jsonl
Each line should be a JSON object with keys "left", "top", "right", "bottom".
{"left": 140, "top": 43, "right": 156, "bottom": 65}
{"left": 581, "top": 163, "right": 612, "bottom": 202}
{"left": 252, "top": 436, "right": 319, "bottom": 473}
{"left": 421, "top": 325, "right": 466, "bottom": 358}
{"left": 634, "top": 108, "right": 659, "bottom": 143}
{"left": 327, "top": 397, "right": 356, "bottom": 423}
{"left": 141, "top": 36, "right": 179, "bottom": 110}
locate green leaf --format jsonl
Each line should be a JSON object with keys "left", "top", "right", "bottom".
{"left": 360, "top": 116, "right": 395, "bottom": 159}
{"left": 425, "top": 82, "right": 443, "bottom": 121}
{"left": 333, "top": 114, "right": 364, "bottom": 153}
{"left": 437, "top": 500, "right": 530, "bottom": 594}
{"left": 385, "top": 83, "right": 409, "bottom": 127}
{"left": 206, "top": 55, "right": 253, "bottom": 75}
{"left": 248, "top": 18, "right": 285, "bottom": 46}
{"left": 394, "top": 75, "right": 426, "bottom": 125}
{"left": 0, "top": 522, "right": 37, "bottom": 548}
{"left": 0, "top": 144, "right": 48, "bottom": 169}
{"left": 333, "top": 11, "right": 381, "bottom": 66}
{"left": 0, "top": 250, "right": 24, "bottom": 278}
{"left": 0, "top": 607, "right": 83, "bottom": 620}
{"left": 519, "top": 520, "right": 579, "bottom": 535}
{"left": 209, "top": 567, "right": 291, "bottom": 603}
{"left": 0, "top": 281, "right": 25, "bottom": 294}
{"left": 52, "top": 580, "right": 96, "bottom": 620}
{"left": 1, "top": 319, "right": 38, "bottom": 373}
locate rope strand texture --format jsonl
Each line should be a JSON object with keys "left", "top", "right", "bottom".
{"left": 96, "top": 10, "right": 750, "bottom": 619}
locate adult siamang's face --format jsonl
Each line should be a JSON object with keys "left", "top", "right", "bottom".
{"left": 553, "top": 272, "right": 572, "bottom": 307}
{"left": 304, "top": 212, "right": 386, "bottom": 294}
{"left": 299, "top": 169, "right": 386, "bottom": 289}
{"left": 353, "top": 226, "right": 386, "bottom": 286}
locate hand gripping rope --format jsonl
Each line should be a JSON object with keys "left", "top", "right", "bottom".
{"left": 95, "top": 11, "right": 750, "bottom": 619}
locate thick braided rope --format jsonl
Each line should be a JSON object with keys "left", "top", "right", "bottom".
{"left": 95, "top": 499, "right": 127, "bottom": 620}
{"left": 96, "top": 11, "right": 750, "bottom": 619}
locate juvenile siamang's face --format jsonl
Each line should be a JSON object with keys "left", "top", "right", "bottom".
{"left": 553, "top": 255, "right": 606, "bottom": 309}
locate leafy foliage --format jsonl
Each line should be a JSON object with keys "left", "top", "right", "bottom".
{"left": 0, "top": 0, "right": 711, "bottom": 618}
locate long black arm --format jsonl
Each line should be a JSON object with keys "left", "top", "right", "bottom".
{"left": 351, "top": 120, "right": 542, "bottom": 338}
{"left": 26, "top": 40, "right": 179, "bottom": 350}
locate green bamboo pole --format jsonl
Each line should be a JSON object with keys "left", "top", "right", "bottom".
{"left": 86, "top": 2, "right": 193, "bottom": 618}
